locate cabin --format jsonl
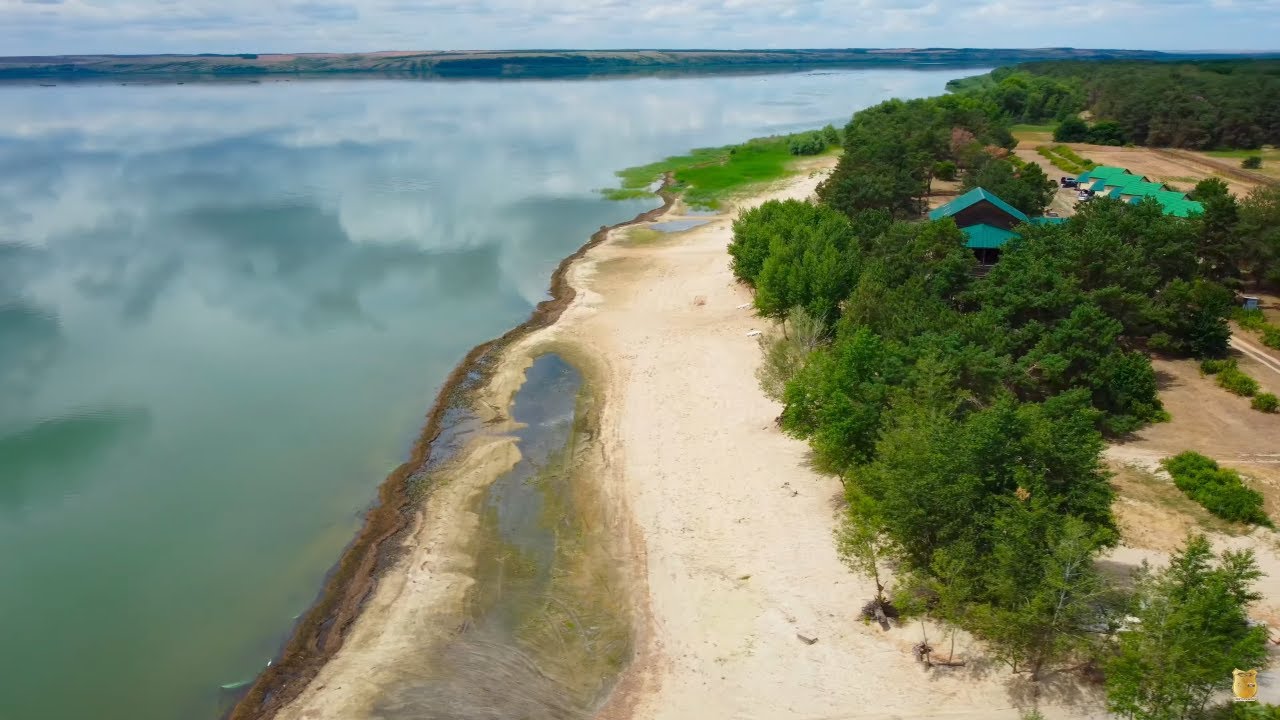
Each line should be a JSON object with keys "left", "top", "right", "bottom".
{"left": 928, "top": 187, "right": 1062, "bottom": 267}
{"left": 1075, "top": 166, "right": 1203, "bottom": 217}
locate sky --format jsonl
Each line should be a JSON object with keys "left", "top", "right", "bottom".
{"left": 1, "top": 0, "right": 1278, "bottom": 56}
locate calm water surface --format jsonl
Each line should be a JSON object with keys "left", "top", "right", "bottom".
{"left": 0, "top": 68, "right": 973, "bottom": 719}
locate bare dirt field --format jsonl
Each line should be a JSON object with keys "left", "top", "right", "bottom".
{"left": 1105, "top": 337, "right": 1280, "bottom": 664}
{"left": 1060, "top": 144, "right": 1267, "bottom": 196}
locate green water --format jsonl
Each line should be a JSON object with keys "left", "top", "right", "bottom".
{"left": 0, "top": 68, "right": 973, "bottom": 719}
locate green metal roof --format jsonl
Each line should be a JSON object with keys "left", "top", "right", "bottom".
{"left": 1031, "top": 216, "right": 1067, "bottom": 226}
{"left": 1078, "top": 165, "right": 1129, "bottom": 183}
{"left": 963, "top": 223, "right": 1021, "bottom": 249}
{"left": 1161, "top": 198, "right": 1205, "bottom": 218}
{"left": 1121, "top": 181, "right": 1167, "bottom": 198}
{"left": 1100, "top": 172, "right": 1142, "bottom": 189}
{"left": 928, "top": 187, "right": 1030, "bottom": 224}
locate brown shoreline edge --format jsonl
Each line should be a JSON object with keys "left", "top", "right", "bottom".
{"left": 225, "top": 175, "right": 676, "bottom": 720}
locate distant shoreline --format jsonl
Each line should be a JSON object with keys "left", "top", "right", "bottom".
{"left": 3, "top": 47, "right": 1273, "bottom": 82}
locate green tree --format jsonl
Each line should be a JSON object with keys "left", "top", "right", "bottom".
{"left": 1147, "top": 279, "right": 1234, "bottom": 357}
{"left": 1193, "top": 178, "right": 1243, "bottom": 284}
{"left": 729, "top": 199, "right": 856, "bottom": 287}
{"left": 962, "top": 157, "right": 1055, "bottom": 215}
{"left": 1086, "top": 120, "right": 1128, "bottom": 146}
{"left": 969, "top": 513, "right": 1114, "bottom": 679}
{"left": 755, "top": 306, "right": 829, "bottom": 401}
{"left": 781, "top": 327, "right": 899, "bottom": 474}
{"left": 1053, "top": 116, "right": 1089, "bottom": 143}
{"left": 1105, "top": 535, "right": 1268, "bottom": 720}
{"left": 1238, "top": 186, "right": 1280, "bottom": 288}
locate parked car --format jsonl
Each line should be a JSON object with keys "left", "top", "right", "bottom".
{"left": 1060, "top": 177, "right": 1078, "bottom": 188}
{"left": 1045, "top": 211, "right": 1060, "bottom": 217}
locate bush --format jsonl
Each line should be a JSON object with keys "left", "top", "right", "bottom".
{"left": 1086, "top": 120, "right": 1127, "bottom": 146}
{"left": 755, "top": 306, "right": 830, "bottom": 401}
{"left": 789, "top": 132, "right": 827, "bottom": 156}
{"left": 821, "top": 124, "right": 841, "bottom": 147}
{"left": 934, "top": 160, "right": 957, "bottom": 181}
{"left": 1252, "top": 393, "right": 1279, "bottom": 413}
{"left": 1053, "top": 116, "right": 1089, "bottom": 143}
{"left": 1162, "top": 451, "right": 1271, "bottom": 526}
{"left": 1242, "top": 156, "right": 1263, "bottom": 170}
{"left": 1217, "top": 367, "right": 1261, "bottom": 397}
{"left": 1200, "top": 358, "right": 1237, "bottom": 375}
{"left": 1263, "top": 327, "right": 1280, "bottom": 350}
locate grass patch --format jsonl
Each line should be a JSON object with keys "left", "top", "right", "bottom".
{"left": 1111, "top": 465, "right": 1244, "bottom": 537}
{"left": 1035, "top": 144, "right": 1097, "bottom": 175}
{"left": 1162, "top": 451, "right": 1272, "bottom": 527}
{"left": 1252, "top": 393, "right": 1279, "bottom": 413}
{"left": 1235, "top": 307, "right": 1269, "bottom": 331}
{"left": 1012, "top": 123, "right": 1056, "bottom": 134}
{"left": 618, "top": 227, "right": 662, "bottom": 247}
{"left": 1232, "top": 307, "right": 1280, "bottom": 350}
{"left": 1012, "top": 123, "right": 1056, "bottom": 142}
{"left": 1204, "top": 146, "right": 1277, "bottom": 159}
{"left": 605, "top": 132, "right": 837, "bottom": 209}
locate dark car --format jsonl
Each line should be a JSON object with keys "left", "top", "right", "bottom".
{"left": 1060, "top": 177, "right": 1078, "bottom": 188}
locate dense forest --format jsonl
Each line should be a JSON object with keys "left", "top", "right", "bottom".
{"left": 0, "top": 48, "right": 1239, "bottom": 80}
{"left": 949, "top": 59, "right": 1280, "bottom": 149}
{"left": 730, "top": 80, "right": 1280, "bottom": 717}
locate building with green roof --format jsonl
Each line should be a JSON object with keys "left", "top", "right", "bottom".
{"left": 1073, "top": 164, "right": 1202, "bottom": 218}
{"left": 930, "top": 187, "right": 1057, "bottom": 266}
{"left": 929, "top": 187, "right": 1030, "bottom": 227}
{"left": 1077, "top": 166, "right": 1129, "bottom": 184}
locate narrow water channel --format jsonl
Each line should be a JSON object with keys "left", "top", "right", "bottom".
{"left": 377, "top": 353, "right": 624, "bottom": 719}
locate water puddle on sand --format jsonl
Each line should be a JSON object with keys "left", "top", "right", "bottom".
{"left": 376, "top": 353, "right": 628, "bottom": 720}
{"left": 649, "top": 219, "right": 711, "bottom": 233}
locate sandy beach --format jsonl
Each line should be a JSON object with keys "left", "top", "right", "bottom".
{"left": 573, "top": 166, "right": 1098, "bottom": 720}
{"left": 262, "top": 161, "right": 1132, "bottom": 720}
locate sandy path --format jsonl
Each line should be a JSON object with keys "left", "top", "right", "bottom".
{"left": 564, "top": 169, "right": 1105, "bottom": 720}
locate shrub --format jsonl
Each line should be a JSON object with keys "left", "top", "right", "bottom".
{"left": 1242, "top": 156, "right": 1263, "bottom": 170}
{"left": 1263, "top": 327, "right": 1280, "bottom": 350}
{"left": 1217, "top": 367, "right": 1260, "bottom": 397}
{"left": 821, "top": 124, "right": 841, "bottom": 147}
{"left": 1053, "top": 116, "right": 1089, "bottom": 143}
{"left": 1200, "top": 358, "right": 1237, "bottom": 375}
{"left": 788, "top": 132, "right": 827, "bottom": 156}
{"left": 1087, "top": 120, "right": 1128, "bottom": 146}
{"left": 934, "top": 160, "right": 957, "bottom": 181}
{"left": 1162, "top": 451, "right": 1271, "bottom": 526}
{"left": 1252, "top": 393, "right": 1279, "bottom": 413}
{"left": 755, "top": 306, "right": 829, "bottom": 401}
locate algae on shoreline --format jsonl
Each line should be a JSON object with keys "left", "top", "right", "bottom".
{"left": 373, "top": 352, "right": 630, "bottom": 720}
{"left": 603, "top": 133, "right": 840, "bottom": 209}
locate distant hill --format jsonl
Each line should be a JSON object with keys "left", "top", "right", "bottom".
{"left": 1, "top": 48, "right": 1271, "bottom": 81}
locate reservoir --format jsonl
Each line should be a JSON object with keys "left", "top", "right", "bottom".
{"left": 0, "top": 67, "right": 974, "bottom": 719}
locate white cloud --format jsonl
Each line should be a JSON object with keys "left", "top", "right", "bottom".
{"left": 0, "top": 0, "right": 1274, "bottom": 53}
